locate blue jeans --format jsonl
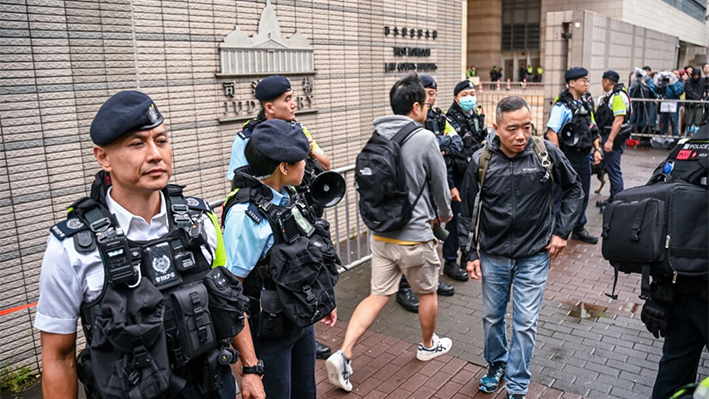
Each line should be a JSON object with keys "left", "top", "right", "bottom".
{"left": 253, "top": 324, "right": 317, "bottom": 399}
{"left": 661, "top": 112, "right": 678, "bottom": 136}
{"left": 601, "top": 135, "right": 625, "bottom": 199}
{"left": 443, "top": 200, "right": 461, "bottom": 261}
{"left": 480, "top": 252, "right": 550, "bottom": 395}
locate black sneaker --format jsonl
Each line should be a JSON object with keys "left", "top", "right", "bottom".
{"left": 437, "top": 282, "right": 455, "bottom": 297}
{"left": 443, "top": 260, "right": 469, "bottom": 281}
{"left": 571, "top": 228, "right": 598, "bottom": 244}
{"left": 396, "top": 287, "right": 419, "bottom": 313}
{"left": 506, "top": 393, "right": 526, "bottom": 399}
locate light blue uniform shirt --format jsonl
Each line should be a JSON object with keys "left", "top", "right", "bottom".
{"left": 223, "top": 186, "right": 290, "bottom": 278}
{"left": 226, "top": 136, "right": 249, "bottom": 181}
{"left": 546, "top": 103, "right": 573, "bottom": 134}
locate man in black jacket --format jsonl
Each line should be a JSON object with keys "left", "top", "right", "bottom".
{"left": 683, "top": 67, "right": 705, "bottom": 136}
{"left": 457, "top": 97, "right": 583, "bottom": 399}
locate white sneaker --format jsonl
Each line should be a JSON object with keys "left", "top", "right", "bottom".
{"left": 416, "top": 333, "right": 452, "bottom": 361}
{"left": 326, "top": 349, "right": 353, "bottom": 392}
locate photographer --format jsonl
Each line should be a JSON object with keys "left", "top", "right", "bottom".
{"left": 682, "top": 67, "right": 705, "bottom": 137}
{"left": 629, "top": 68, "right": 658, "bottom": 134}
{"left": 655, "top": 71, "right": 684, "bottom": 137}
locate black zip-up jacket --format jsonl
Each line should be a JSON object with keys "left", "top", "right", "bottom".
{"left": 684, "top": 77, "right": 706, "bottom": 102}
{"left": 457, "top": 134, "right": 584, "bottom": 261}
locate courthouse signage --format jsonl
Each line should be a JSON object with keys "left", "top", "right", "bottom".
{"left": 217, "top": 0, "right": 316, "bottom": 123}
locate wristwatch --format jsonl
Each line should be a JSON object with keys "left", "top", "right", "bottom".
{"left": 242, "top": 359, "right": 265, "bottom": 376}
{"left": 594, "top": 148, "right": 601, "bottom": 153}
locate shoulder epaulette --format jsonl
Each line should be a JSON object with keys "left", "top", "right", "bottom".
{"left": 245, "top": 202, "right": 264, "bottom": 223}
{"left": 184, "top": 196, "right": 211, "bottom": 213}
{"left": 50, "top": 217, "right": 89, "bottom": 241}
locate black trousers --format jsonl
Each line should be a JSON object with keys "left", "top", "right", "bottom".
{"left": 652, "top": 295, "right": 709, "bottom": 399}
{"left": 443, "top": 200, "right": 462, "bottom": 262}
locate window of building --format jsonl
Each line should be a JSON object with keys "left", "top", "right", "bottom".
{"left": 501, "top": 0, "right": 541, "bottom": 51}
{"left": 659, "top": 0, "right": 707, "bottom": 22}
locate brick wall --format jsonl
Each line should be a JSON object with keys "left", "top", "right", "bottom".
{"left": 0, "top": 0, "right": 462, "bottom": 375}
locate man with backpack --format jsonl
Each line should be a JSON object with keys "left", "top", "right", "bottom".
{"left": 457, "top": 96, "right": 583, "bottom": 399}
{"left": 395, "top": 74, "right": 460, "bottom": 314}
{"left": 326, "top": 74, "right": 453, "bottom": 392}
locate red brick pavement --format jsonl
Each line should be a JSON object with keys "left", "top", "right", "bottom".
{"left": 236, "top": 320, "right": 588, "bottom": 399}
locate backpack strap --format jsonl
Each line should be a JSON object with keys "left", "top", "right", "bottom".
{"left": 474, "top": 142, "right": 493, "bottom": 246}
{"left": 391, "top": 121, "right": 422, "bottom": 145}
{"left": 531, "top": 137, "right": 554, "bottom": 183}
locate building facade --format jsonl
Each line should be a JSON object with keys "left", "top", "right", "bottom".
{"left": 0, "top": 0, "right": 463, "bottom": 374}
{"left": 467, "top": 0, "right": 709, "bottom": 83}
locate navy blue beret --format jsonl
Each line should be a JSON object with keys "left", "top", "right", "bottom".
{"left": 453, "top": 80, "right": 475, "bottom": 96}
{"left": 420, "top": 75, "right": 437, "bottom": 89}
{"left": 602, "top": 70, "right": 620, "bottom": 81}
{"left": 565, "top": 67, "right": 588, "bottom": 82}
{"left": 254, "top": 75, "right": 292, "bottom": 102}
{"left": 90, "top": 91, "right": 164, "bottom": 146}
{"left": 250, "top": 119, "right": 309, "bottom": 163}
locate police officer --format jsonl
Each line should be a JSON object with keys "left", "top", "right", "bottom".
{"left": 446, "top": 80, "right": 487, "bottom": 272}
{"left": 226, "top": 75, "right": 331, "bottom": 182}
{"left": 225, "top": 75, "right": 334, "bottom": 359}
{"left": 594, "top": 70, "right": 631, "bottom": 208}
{"left": 546, "top": 67, "right": 602, "bottom": 244}
{"left": 395, "top": 75, "right": 459, "bottom": 313}
{"left": 643, "top": 125, "right": 709, "bottom": 399}
{"left": 34, "top": 91, "right": 265, "bottom": 399}
{"left": 222, "top": 119, "right": 339, "bottom": 399}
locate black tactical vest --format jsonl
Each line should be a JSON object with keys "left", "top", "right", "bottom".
{"left": 446, "top": 101, "right": 487, "bottom": 177}
{"left": 52, "top": 172, "right": 247, "bottom": 399}
{"left": 223, "top": 168, "right": 340, "bottom": 337}
{"left": 425, "top": 107, "right": 449, "bottom": 136}
{"left": 554, "top": 89, "right": 598, "bottom": 151}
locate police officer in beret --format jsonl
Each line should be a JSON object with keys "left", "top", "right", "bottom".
{"left": 445, "top": 80, "right": 487, "bottom": 274}
{"left": 227, "top": 75, "right": 331, "bottom": 181}
{"left": 394, "top": 75, "right": 459, "bottom": 313}
{"left": 225, "top": 75, "right": 334, "bottom": 359}
{"left": 222, "top": 119, "right": 339, "bottom": 399}
{"left": 546, "top": 67, "right": 602, "bottom": 244}
{"left": 35, "top": 91, "right": 265, "bottom": 399}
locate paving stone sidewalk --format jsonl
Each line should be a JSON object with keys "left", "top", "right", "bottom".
{"left": 308, "top": 146, "right": 708, "bottom": 399}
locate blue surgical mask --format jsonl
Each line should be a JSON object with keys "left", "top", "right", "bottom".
{"left": 459, "top": 95, "right": 477, "bottom": 112}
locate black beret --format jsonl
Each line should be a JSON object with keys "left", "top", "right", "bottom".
{"left": 254, "top": 75, "right": 292, "bottom": 102}
{"left": 453, "top": 80, "right": 475, "bottom": 96}
{"left": 565, "top": 67, "right": 588, "bottom": 82}
{"left": 250, "top": 119, "right": 309, "bottom": 163}
{"left": 90, "top": 91, "right": 164, "bottom": 146}
{"left": 602, "top": 70, "right": 620, "bottom": 81}
{"left": 420, "top": 75, "right": 437, "bottom": 89}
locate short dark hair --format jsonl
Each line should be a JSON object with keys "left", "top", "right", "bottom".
{"left": 495, "top": 96, "right": 531, "bottom": 125}
{"left": 244, "top": 138, "right": 281, "bottom": 178}
{"left": 389, "top": 73, "right": 426, "bottom": 115}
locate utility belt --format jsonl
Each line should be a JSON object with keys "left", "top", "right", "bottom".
{"left": 236, "top": 190, "right": 340, "bottom": 339}
{"left": 65, "top": 184, "right": 247, "bottom": 399}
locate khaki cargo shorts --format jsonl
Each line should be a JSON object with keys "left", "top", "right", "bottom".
{"left": 370, "top": 238, "right": 441, "bottom": 296}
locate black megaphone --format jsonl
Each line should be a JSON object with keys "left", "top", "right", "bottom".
{"left": 308, "top": 171, "right": 346, "bottom": 208}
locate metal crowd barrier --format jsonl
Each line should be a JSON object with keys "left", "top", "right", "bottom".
{"left": 210, "top": 164, "right": 371, "bottom": 273}
{"left": 627, "top": 97, "right": 709, "bottom": 138}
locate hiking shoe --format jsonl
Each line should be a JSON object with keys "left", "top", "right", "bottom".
{"left": 571, "top": 228, "right": 598, "bottom": 244}
{"left": 326, "top": 350, "right": 353, "bottom": 392}
{"left": 507, "top": 393, "right": 526, "bottom": 399}
{"left": 479, "top": 361, "right": 506, "bottom": 393}
{"left": 416, "top": 333, "right": 452, "bottom": 361}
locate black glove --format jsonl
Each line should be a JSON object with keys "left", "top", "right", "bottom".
{"left": 640, "top": 299, "right": 671, "bottom": 339}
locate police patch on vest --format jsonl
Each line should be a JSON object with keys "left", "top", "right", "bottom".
{"left": 184, "top": 196, "right": 210, "bottom": 212}
{"left": 50, "top": 217, "right": 90, "bottom": 240}
{"left": 146, "top": 242, "right": 180, "bottom": 287}
{"left": 246, "top": 202, "right": 263, "bottom": 223}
